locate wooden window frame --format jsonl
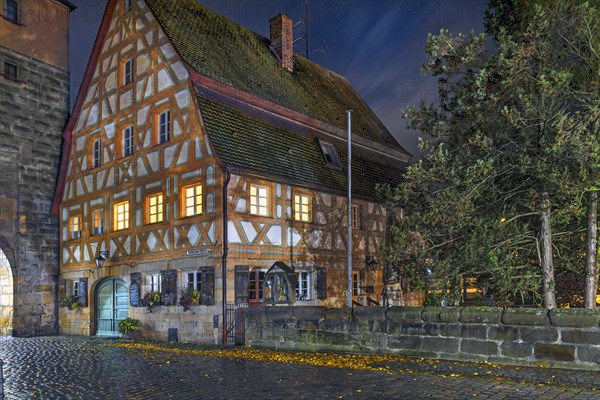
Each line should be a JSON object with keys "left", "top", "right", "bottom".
{"left": 92, "top": 139, "right": 101, "bottom": 168}
{"left": 91, "top": 209, "right": 104, "bottom": 236}
{"left": 352, "top": 271, "right": 360, "bottom": 297}
{"left": 352, "top": 204, "right": 362, "bottom": 229}
{"left": 148, "top": 273, "right": 161, "bottom": 293}
{"left": 113, "top": 201, "right": 130, "bottom": 231}
{"left": 249, "top": 184, "right": 269, "bottom": 217}
{"left": 71, "top": 280, "right": 79, "bottom": 297}
{"left": 181, "top": 183, "right": 203, "bottom": 217}
{"left": 69, "top": 215, "right": 82, "bottom": 240}
{"left": 186, "top": 271, "right": 201, "bottom": 292}
{"left": 146, "top": 192, "right": 164, "bottom": 224}
{"left": 249, "top": 268, "right": 266, "bottom": 303}
{"left": 122, "top": 125, "right": 134, "bottom": 157}
{"left": 156, "top": 110, "right": 171, "bottom": 144}
{"left": 294, "top": 193, "right": 311, "bottom": 222}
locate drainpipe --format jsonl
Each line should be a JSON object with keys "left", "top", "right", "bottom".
{"left": 221, "top": 168, "right": 231, "bottom": 345}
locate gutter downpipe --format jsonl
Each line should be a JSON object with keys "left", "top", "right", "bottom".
{"left": 347, "top": 109, "right": 353, "bottom": 309}
{"left": 222, "top": 168, "right": 231, "bottom": 345}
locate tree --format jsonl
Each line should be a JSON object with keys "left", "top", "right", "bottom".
{"left": 382, "top": 0, "right": 599, "bottom": 308}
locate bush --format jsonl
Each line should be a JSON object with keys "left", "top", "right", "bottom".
{"left": 118, "top": 317, "right": 141, "bottom": 335}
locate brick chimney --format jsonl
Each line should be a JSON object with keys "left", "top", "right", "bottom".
{"left": 269, "top": 13, "right": 294, "bottom": 72}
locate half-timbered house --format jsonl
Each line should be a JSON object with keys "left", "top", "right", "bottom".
{"left": 52, "top": 0, "right": 411, "bottom": 341}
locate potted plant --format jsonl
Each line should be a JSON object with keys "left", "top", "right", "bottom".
{"left": 140, "top": 291, "right": 161, "bottom": 313}
{"left": 179, "top": 288, "right": 201, "bottom": 311}
{"left": 118, "top": 317, "right": 142, "bottom": 340}
{"left": 63, "top": 295, "right": 81, "bottom": 311}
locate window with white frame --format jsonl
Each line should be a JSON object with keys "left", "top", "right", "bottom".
{"left": 72, "top": 280, "right": 80, "bottom": 297}
{"left": 295, "top": 271, "right": 311, "bottom": 300}
{"left": 352, "top": 204, "right": 361, "bottom": 229}
{"left": 186, "top": 271, "right": 201, "bottom": 291}
{"left": 93, "top": 139, "right": 101, "bottom": 168}
{"left": 123, "top": 126, "right": 133, "bottom": 156}
{"left": 113, "top": 201, "right": 129, "bottom": 231}
{"left": 148, "top": 273, "right": 161, "bottom": 293}
{"left": 70, "top": 215, "right": 81, "bottom": 240}
{"left": 158, "top": 111, "right": 170, "bottom": 144}
{"left": 294, "top": 194, "right": 310, "bottom": 222}
{"left": 123, "top": 58, "right": 134, "bottom": 85}
{"left": 249, "top": 185, "right": 269, "bottom": 216}
{"left": 92, "top": 210, "right": 104, "bottom": 235}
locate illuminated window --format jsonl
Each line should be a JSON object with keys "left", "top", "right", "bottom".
{"left": 113, "top": 201, "right": 129, "bottom": 231}
{"left": 93, "top": 139, "right": 101, "bottom": 168}
{"left": 147, "top": 193, "right": 164, "bottom": 224}
{"left": 70, "top": 215, "right": 81, "bottom": 240}
{"left": 92, "top": 210, "right": 104, "bottom": 235}
{"left": 123, "top": 58, "right": 134, "bottom": 85}
{"left": 318, "top": 140, "right": 342, "bottom": 170}
{"left": 294, "top": 194, "right": 310, "bottom": 222}
{"left": 352, "top": 205, "right": 361, "bottom": 229}
{"left": 123, "top": 126, "right": 133, "bottom": 156}
{"left": 250, "top": 185, "right": 269, "bottom": 216}
{"left": 183, "top": 184, "right": 202, "bottom": 217}
{"left": 158, "top": 111, "right": 170, "bottom": 144}
{"left": 295, "top": 271, "right": 311, "bottom": 300}
{"left": 3, "top": 0, "right": 18, "bottom": 21}
{"left": 4, "top": 63, "right": 17, "bottom": 80}
{"left": 352, "top": 271, "right": 360, "bottom": 296}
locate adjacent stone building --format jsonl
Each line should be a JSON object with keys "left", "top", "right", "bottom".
{"left": 0, "top": 0, "right": 76, "bottom": 336}
{"left": 52, "top": 0, "right": 411, "bottom": 342}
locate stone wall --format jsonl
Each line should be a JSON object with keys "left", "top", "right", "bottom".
{"left": 246, "top": 306, "right": 600, "bottom": 370}
{"left": 0, "top": 46, "right": 70, "bottom": 336}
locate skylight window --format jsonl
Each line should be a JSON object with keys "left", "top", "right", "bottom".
{"left": 317, "top": 139, "right": 342, "bottom": 170}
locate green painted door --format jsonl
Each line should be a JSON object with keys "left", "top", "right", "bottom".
{"left": 96, "top": 278, "right": 129, "bottom": 336}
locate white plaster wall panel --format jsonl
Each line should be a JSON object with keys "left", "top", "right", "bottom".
{"left": 104, "top": 147, "right": 110, "bottom": 164}
{"left": 173, "top": 118, "right": 182, "bottom": 137}
{"left": 206, "top": 165, "right": 215, "bottom": 185}
{"left": 114, "top": 189, "right": 128, "bottom": 199}
{"left": 105, "top": 122, "right": 115, "bottom": 139}
{"left": 145, "top": 30, "right": 154, "bottom": 45}
{"left": 136, "top": 80, "right": 144, "bottom": 100}
{"left": 207, "top": 221, "right": 215, "bottom": 243}
{"left": 107, "top": 95, "right": 116, "bottom": 115}
{"left": 240, "top": 221, "right": 257, "bottom": 244}
{"left": 105, "top": 71, "right": 116, "bottom": 92}
{"left": 137, "top": 53, "right": 149, "bottom": 75}
{"left": 287, "top": 227, "right": 301, "bottom": 247}
{"left": 62, "top": 247, "right": 69, "bottom": 261}
{"left": 286, "top": 206, "right": 292, "bottom": 219}
{"left": 157, "top": 68, "right": 174, "bottom": 92}
{"left": 84, "top": 246, "right": 90, "bottom": 262}
{"left": 136, "top": 209, "right": 141, "bottom": 226}
{"left": 61, "top": 208, "right": 68, "bottom": 222}
{"left": 164, "top": 144, "right": 178, "bottom": 169}
{"left": 276, "top": 184, "right": 281, "bottom": 198}
{"left": 276, "top": 205, "right": 282, "bottom": 218}
{"left": 120, "top": 89, "right": 133, "bottom": 110}
{"left": 194, "top": 137, "right": 203, "bottom": 159}
{"left": 164, "top": 231, "right": 170, "bottom": 250}
{"left": 175, "top": 89, "right": 189, "bottom": 109}
{"left": 228, "top": 221, "right": 241, "bottom": 244}
{"left": 160, "top": 43, "right": 176, "bottom": 60}
{"left": 171, "top": 61, "right": 189, "bottom": 82}
{"left": 86, "top": 104, "right": 99, "bottom": 126}
{"left": 147, "top": 232, "right": 157, "bottom": 251}
{"left": 120, "top": 44, "right": 133, "bottom": 55}
{"left": 137, "top": 105, "right": 149, "bottom": 126}
{"left": 73, "top": 246, "right": 80, "bottom": 263}
{"left": 90, "top": 197, "right": 104, "bottom": 206}
{"left": 267, "top": 225, "right": 282, "bottom": 246}
{"left": 84, "top": 175, "right": 93, "bottom": 193}
{"left": 102, "top": 99, "right": 111, "bottom": 120}
{"left": 206, "top": 193, "right": 214, "bottom": 213}
{"left": 76, "top": 135, "right": 85, "bottom": 151}
{"left": 309, "top": 230, "right": 323, "bottom": 248}
{"left": 136, "top": 18, "right": 145, "bottom": 31}
{"left": 137, "top": 157, "right": 148, "bottom": 177}
{"left": 136, "top": 187, "right": 141, "bottom": 202}
{"left": 106, "top": 168, "right": 115, "bottom": 187}
{"left": 235, "top": 198, "right": 246, "bottom": 213}
{"left": 146, "top": 151, "right": 159, "bottom": 173}
{"left": 173, "top": 229, "right": 179, "bottom": 246}
{"left": 187, "top": 224, "right": 200, "bottom": 246}
{"left": 144, "top": 75, "right": 154, "bottom": 99}
{"left": 86, "top": 83, "right": 97, "bottom": 103}
{"left": 181, "top": 169, "right": 200, "bottom": 180}
{"left": 76, "top": 179, "right": 84, "bottom": 197}
{"left": 316, "top": 211, "right": 326, "bottom": 225}
{"left": 75, "top": 107, "right": 88, "bottom": 131}
{"left": 96, "top": 169, "right": 106, "bottom": 191}
{"left": 336, "top": 233, "right": 345, "bottom": 250}
{"left": 145, "top": 12, "right": 155, "bottom": 23}
{"left": 321, "top": 193, "right": 332, "bottom": 207}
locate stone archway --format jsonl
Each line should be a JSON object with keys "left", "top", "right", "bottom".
{"left": 0, "top": 247, "right": 14, "bottom": 336}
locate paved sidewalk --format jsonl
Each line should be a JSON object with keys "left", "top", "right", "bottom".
{"left": 0, "top": 336, "right": 598, "bottom": 399}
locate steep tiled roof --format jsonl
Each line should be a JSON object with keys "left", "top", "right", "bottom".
{"left": 197, "top": 93, "right": 405, "bottom": 199}
{"left": 145, "top": 0, "right": 410, "bottom": 156}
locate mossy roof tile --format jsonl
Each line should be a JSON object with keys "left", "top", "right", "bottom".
{"left": 146, "top": 0, "right": 410, "bottom": 156}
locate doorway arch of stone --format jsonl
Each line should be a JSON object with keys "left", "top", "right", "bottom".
{"left": 0, "top": 246, "right": 14, "bottom": 336}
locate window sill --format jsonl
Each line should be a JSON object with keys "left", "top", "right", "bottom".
{"left": 1, "top": 14, "right": 26, "bottom": 27}
{"left": 0, "top": 73, "right": 25, "bottom": 85}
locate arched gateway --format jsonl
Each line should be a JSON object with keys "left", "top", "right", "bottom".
{"left": 0, "top": 248, "right": 14, "bottom": 336}
{"left": 95, "top": 278, "right": 128, "bottom": 336}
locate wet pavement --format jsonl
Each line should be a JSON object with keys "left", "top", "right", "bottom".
{"left": 0, "top": 336, "right": 598, "bottom": 399}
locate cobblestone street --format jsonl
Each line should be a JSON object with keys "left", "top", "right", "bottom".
{"left": 0, "top": 336, "right": 598, "bottom": 399}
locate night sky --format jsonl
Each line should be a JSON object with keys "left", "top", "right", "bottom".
{"left": 68, "top": 0, "right": 487, "bottom": 157}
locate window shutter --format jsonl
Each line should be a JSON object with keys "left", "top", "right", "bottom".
{"left": 234, "top": 265, "right": 249, "bottom": 304}
{"left": 316, "top": 267, "right": 327, "bottom": 300}
{"left": 161, "top": 269, "right": 177, "bottom": 306}
{"left": 200, "top": 266, "right": 215, "bottom": 305}
{"left": 78, "top": 278, "right": 88, "bottom": 307}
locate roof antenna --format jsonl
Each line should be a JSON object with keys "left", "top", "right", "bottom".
{"left": 292, "top": 0, "right": 309, "bottom": 59}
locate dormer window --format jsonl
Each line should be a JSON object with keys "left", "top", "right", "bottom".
{"left": 317, "top": 139, "right": 342, "bottom": 170}
{"left": 3, "top": 0, "right": 18, "bottom": 22}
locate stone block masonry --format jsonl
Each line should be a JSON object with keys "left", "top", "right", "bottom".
{"left": 246, "top": 306, "right": 600, "bottom": 370}
{"left": 0, "top": 46, "right": 70, "bottom": 336}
